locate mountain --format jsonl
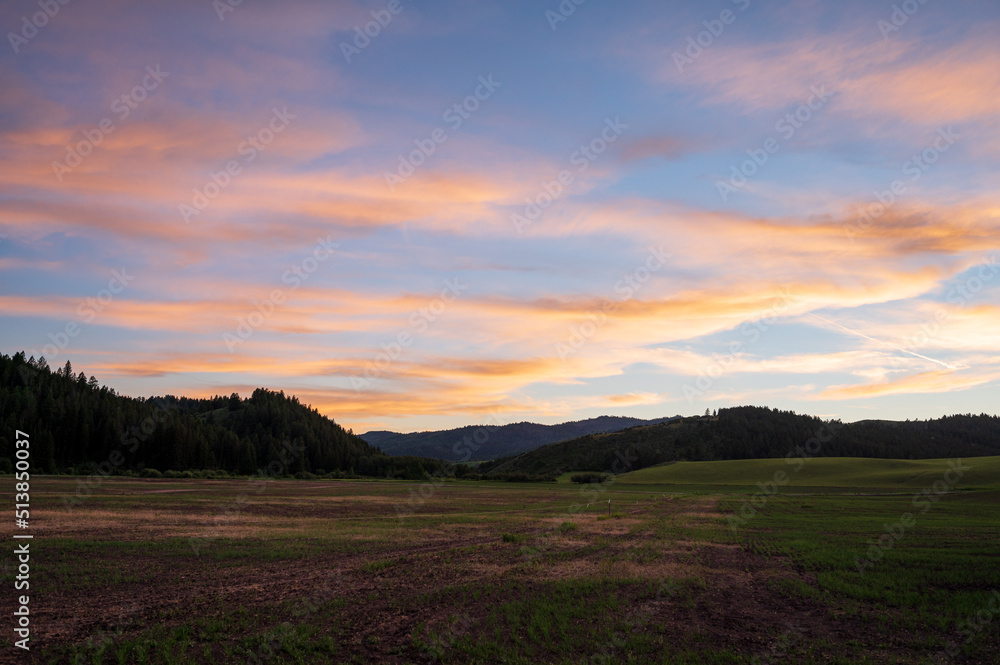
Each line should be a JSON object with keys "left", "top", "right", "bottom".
{"left": 0, "top": 352, "right": 460, "bottom": 480}
{"left": 7, "top": 351, "right": 997, "bottom": 484}
{"left": 477, "top": 406, "right": 1000, "bottom": 478}
{"left": 360, "top": 415, "right": 680, "bottom": 462}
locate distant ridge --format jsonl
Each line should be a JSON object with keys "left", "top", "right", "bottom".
{"left": 360, "top": 415, "right": 681, "bottom": 462}
{"left": 476, "top": 406, "right": 1000, "bottom": 478}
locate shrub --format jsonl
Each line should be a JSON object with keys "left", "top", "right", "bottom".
{"left": 570, "top": 472, "right": 608, "bottom": 484}
{"left": 490, "top": 472, "right": 556, "bottom": 483}
{"left": 139, "top": 468, "right": 162, "bottom": 478}
{"left": 163, "top": 470, "right": 194, "bottom": 479}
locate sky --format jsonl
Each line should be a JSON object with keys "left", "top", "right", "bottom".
{"left": 1, "top": 0, "right": 998, "bottom": 434}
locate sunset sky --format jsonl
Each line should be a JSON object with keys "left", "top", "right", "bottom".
{"left": 2, "top": 0, "right": 998, "bottom": 434}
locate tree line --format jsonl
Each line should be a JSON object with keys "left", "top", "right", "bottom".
{"left": 480, "top": 406, "right": 1000, "bottom": 477}
{"left": 0, "top": 352, "right": 469, "bottom": 480}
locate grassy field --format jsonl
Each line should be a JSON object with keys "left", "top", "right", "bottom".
{"left": 613, "top": 455, "right": 1000, "bottom": 492}
{"left": 4, "top": 461, "right": 999, "bottom": 664}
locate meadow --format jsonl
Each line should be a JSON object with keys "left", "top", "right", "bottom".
{"left": 6, "top": 457, "right": 999, "bottom": 664}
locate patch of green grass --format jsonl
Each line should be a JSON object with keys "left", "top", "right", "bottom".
{"left": 726, "top": 491, "right": 1000, "bottom": 658}
{"left": 361, "top": 558, "right": 396, "bottom": 573}
{"left": 617, "top": 456, "right": 1000, "bottom": 490}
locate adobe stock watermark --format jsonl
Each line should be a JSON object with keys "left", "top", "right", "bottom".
{"left": 417, "top": 613, "right": 474, "bottom": 663}
{"left": 750, "top": 625, "right": 805, "bottom": 665}
{"left": 545, "top": 0, "right": 588, "bottom": 31}
{"left": 394, "top": 410, "right": 504, "bottom": 520}
{"left": 190, "top": 440, "right": 306, "bottom": 556}
{"left": 384, "top": 75, "right": 502, "bottom": 191}
{"left": 30, "top": 269, "right": 135, "bottom": 362}
{"left": 588, "top": 580, "right": 681, "bottom": 664}
{"left": 340, "top": 0, "right": 410, "bottom": 62}
{"left": 853, "top": 459, "right": 969, "bottom": 575}
{"left": 7, "top": 0, "right": 72, "bottom": 54}
{"left": 352, "top": 278, "right": 467, "bottom": 390}
{"left": 212, "top": 0, "right": 244, "bottom": 21}
{"left": 877, "top": 0, "right": 931, "bottom": 40}
{"left": 716, "top": 85, "right": 829, "bottom": 201}
{"left": 555, "top": 245, "right": 670, "bottom": 360}
{"left": 932, "top": 589, "right": 1000, "bottom": 665}
{"left": 52, "top": 65, "right": 169, "bottom": 182}
{"left": 727, "top": 420, "right": 842, "bottom": 532}
{"left": 682, "top": 289, "right": 795, "bottom": 403}
{"left": 885, "top": 254, "right": 997, "bottom": 372}
{"left": 180, "top": 107, "right": 296, "bottom": 222}
{"left": 511, "top": 117, "right": 628, "bottom": 234}
{"left": 246, "top": 570, "right": 343, "bottom": 665}
{"left": 517, "top": 447, "right": 641, "bottom": 564}
{"left": 944, "top": 255, "right": 998, "bottom": 307}
{"left": 223, "top": 236, "right": 339, "bottom": 352}
{"left": 672, "top": 0, "right": 751, "bottom": 73}
{"left": 844, "top": 126, "right": 960, "bottom": 240}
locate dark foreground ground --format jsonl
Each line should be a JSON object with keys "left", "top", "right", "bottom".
{"left": 3, "top": 476, "right": 998, "bottom": 664}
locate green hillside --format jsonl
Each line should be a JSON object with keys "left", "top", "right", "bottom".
{"left": 615, "top": 456, "right": 1000, "bottom": 491}
{"left": 480, "top": 407, "right": 1000, "bottom": 479}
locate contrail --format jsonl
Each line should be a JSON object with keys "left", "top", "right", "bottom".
{"left": 807, "top": 313, "right": 960, "bottom": 370}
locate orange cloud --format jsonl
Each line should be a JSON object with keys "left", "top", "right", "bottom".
{"left": 820, "top": 368, "right": 1000, "bottom": 399}
{"left": 604, "top": 392, "right": 663, "bottom": 406}
{"left": 659, "top": 31, "right": 1000, "bottom": 127}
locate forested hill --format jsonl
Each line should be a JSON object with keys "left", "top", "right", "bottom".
{"left": 478, "top": 406, "right": 1000, "bottom": 478}
{"left": 362, "top": 415, "right": 679, "bottom": 462}
{"left": 0, "top": 352, "right": 456, "bottom": 479}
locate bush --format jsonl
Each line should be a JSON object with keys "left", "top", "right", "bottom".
{"left": 139, "top": 468, "right": 162, "bottom": 478}
{"left": 163, "top": 470, "right": 194, "bottom": 479}
{"left": 570, "top": 472, "right": 608, "bottom": 484}
{"left": 489, "top": 472, "right": 555, "bottom": 483}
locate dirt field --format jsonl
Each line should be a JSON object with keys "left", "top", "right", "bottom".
{"left": 5, "top": 477, "right": 998, "bottom": 664}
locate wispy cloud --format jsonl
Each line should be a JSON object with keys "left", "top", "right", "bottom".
{"left": 2, "top": 0, "right": 999, "bottom": 429}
